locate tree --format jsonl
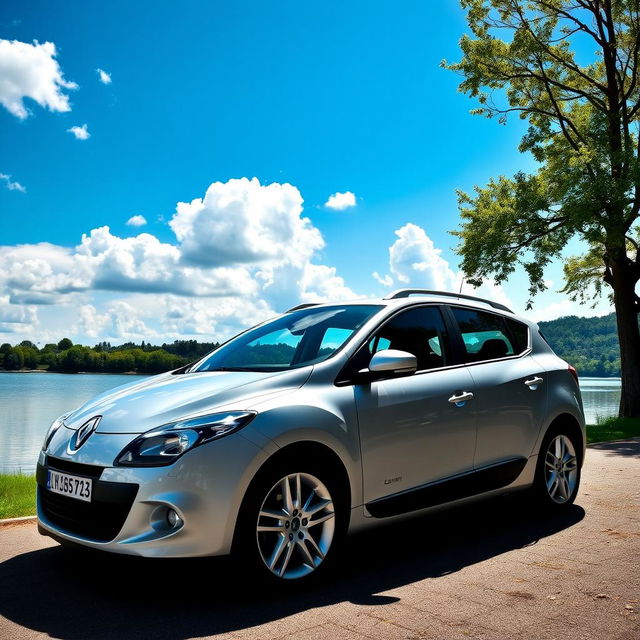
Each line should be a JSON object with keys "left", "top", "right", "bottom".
{"left": 445, "top": 0, "right": 640, "bottom": 417}
{"left": 57, "top": 338, "right": 73, "bottom": 351}
{"left": 4, "top": 347, "right": 24, "bottom": 370}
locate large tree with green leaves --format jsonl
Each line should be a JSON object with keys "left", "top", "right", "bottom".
{"left": 445, "top": 0, "right": 640, "bottom": 417}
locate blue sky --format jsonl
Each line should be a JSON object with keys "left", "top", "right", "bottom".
{"left": 0, "top": 0, "right": 611, "bottom": 345}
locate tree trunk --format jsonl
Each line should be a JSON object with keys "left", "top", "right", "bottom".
{"left": 611, "top": 259, "right": 640, "bottom": 418}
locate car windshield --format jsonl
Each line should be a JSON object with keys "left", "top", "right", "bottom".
{"left": 192, "top": 304, "right": 383, "bottom": 373}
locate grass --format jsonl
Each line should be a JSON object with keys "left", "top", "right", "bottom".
{"left": 0, "top": 474, "right": 36, "bottom": 519}
{"left": 586, "top": 416, "right": 640, "bottom": 445}
{"left": 0, "top": 418, "right": 638, "bottom": 521}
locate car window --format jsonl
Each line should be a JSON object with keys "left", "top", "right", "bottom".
{"left": 505, "top": 317, "right": 529, "bottom": 353}
{"left": 193, "top": 305, "right": 382, "bottom": 372}
{"left": 369, "top": 306, "right": 449, "bottom": 371}
{"left": 367, "top": 336, "right": 391, "bottom": 354}
{"left": 451, "top": 307, "right": 519, "bottom": 362}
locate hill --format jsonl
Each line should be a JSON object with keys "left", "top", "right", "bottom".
{"left": 538, "top": 312, "right": 620, "bottom": 377}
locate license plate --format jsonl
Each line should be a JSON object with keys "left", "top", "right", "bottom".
{"left": 47, "top": 469, "right": 92, "bottom": 502}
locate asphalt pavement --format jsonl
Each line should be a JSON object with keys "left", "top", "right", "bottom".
{"left": 1, "top": 439, "right": 638, "bottom": 640}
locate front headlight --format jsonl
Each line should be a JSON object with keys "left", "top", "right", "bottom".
{"left": 42, "top": 413, "right": 71, "bottom": 452}
{"left": 114, "top": 411, "right": 257, "bottom": 467}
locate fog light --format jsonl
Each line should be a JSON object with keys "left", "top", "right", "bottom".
{"left": 166, "top": 508, "right": 182, "bottom": 528}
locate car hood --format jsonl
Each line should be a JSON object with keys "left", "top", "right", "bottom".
{"left": 63, "top": 368, "right": 312, "bottom": 434}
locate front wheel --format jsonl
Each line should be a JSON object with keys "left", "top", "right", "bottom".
{"left": 533, "top": 430, "right": 581, "bottom": 509}
{"left": 235, "top": 466, "right": 346, "bottom": 584}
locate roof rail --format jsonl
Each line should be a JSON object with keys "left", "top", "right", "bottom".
{"left": 285, "top": 303, "right": 320, "bottom": 313}
{"left": 383, "top": 289, "right": 513, "bottom": 313}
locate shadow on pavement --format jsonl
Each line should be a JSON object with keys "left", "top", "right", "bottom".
{"left": 0, "top": 494, "right": 584, "bottom": 640}
{"left": 589, "top": 438, "right": 640, "bottom": 458}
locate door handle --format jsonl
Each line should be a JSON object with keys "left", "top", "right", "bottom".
{"left": 448, "top": 391, "right": 474, "bottom": 406}
{"left": 525, "top": 376, "right": 543, "bottom": 388}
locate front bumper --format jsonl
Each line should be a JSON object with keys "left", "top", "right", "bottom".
{"left": 36, "top": 429, "right": 272, "bottom": 557}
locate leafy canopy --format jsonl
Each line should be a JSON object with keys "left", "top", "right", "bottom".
{"left": 444, "top": 0, "right": 640, "bottom": 305}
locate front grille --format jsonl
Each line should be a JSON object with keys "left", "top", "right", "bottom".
{"left": 45, "top": 455, "right": 104, "bottom": 479}
{"left": 38, "top": 464, "right": 138, "bottom": 542}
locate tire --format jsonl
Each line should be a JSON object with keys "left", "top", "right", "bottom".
{"left": 532, "top": 426, "right": 582, "bottom": 510}
{"left": 233, "top": 460, "right": 347, "bottom": 585}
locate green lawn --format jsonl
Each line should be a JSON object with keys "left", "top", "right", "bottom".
{"left": 0, "top": 474, "right": 36, "bottom": 519}
{"left": 586, "top": 416, "right": 640, "bottom": 445}
{"left": 1, "top": 417, "right": 639, "bottom": 520}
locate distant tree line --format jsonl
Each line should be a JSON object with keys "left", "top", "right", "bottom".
{"left": 539, "top": 313, "right": 621, "bottom": 378}
{"left": 0, "top": 338, "right": 219, "bottom": 374}
{"left": 0, "top": 312, "right": 625, "bottom": 377}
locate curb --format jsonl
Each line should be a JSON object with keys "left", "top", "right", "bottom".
{"left": 0, "top": 515, "right": 36, "bottom": 528}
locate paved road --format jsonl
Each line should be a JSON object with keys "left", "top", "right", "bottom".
{"left": 1, "top": 440, "right": 639, "bottom": 640}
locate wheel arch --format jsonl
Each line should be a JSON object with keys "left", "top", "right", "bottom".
{"left": 539, "top": 412, "right": 586, "bottom": 466}
{"left": 231, "top": 440, "right": 353, "bottom": 552}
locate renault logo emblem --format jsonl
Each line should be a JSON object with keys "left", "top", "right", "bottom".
{"left": 69, "top": 416, "right": 101, "bottom": 452}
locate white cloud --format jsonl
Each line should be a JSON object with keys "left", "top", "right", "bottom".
{"left": 74, "top": 301, "right": 156, "bottom": 341}
{"left": 170, "top": 177, "right": 323, "bottom": 267}
{"left": 0, "top": 173, "right": 26, "bottom": 193}
{"left": 75, "top": 304, "right": 110, "bottom": 338}
{"left": 383, "top": 223, "right": 457, "bottom": 290}
{"left": 372, "top": 271, "right": 393, "bottom": 287}
{"left": 96, "top": 68, "right": 111, "bottom": 84}
{"left": 373, "top": 223, "right": 516, "bottom": 311}
{"left": 0, "top": 177, "right": 364, "bottom": 343}
{"left": 75, "top": 226, "right": 257, "bottom": 297}
{"left": 126, "top": 215, "right": 147, "bottom": 227}
{"left": 67, "top": 124, "right": 90, "bottom": 140}
{"left": 0, "top": 229, "right": 258, "bottom": 302}
{"left": 0, "top": 39, "right": 77, "bottom": 119}
{"left": 324, "top": 191, "right": 356, "bottom": 210}
{"left": 127, "top": 293, "right": 274, "bottom": 340}
{"left": 0, "top": 295, "right": 37, "bottom": 334}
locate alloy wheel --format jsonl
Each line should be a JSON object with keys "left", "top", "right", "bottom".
{"left": 256, "top": 472, "right": 335, "bottom": 580}
{"left": 544, "top": 434, "right": 578, "bottom": 504}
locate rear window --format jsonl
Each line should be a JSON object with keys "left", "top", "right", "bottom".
{"left": 451, "top": 307, "right": 528, "bottom": 362}
{"left": 505, "top": 317, "right": 529, "bottom": 353}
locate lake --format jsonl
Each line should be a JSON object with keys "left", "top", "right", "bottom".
{"left": 0, "top": 372, "right": 622, "bottom": 474}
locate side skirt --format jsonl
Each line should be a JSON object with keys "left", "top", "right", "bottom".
{"left": 365, "top": 457, "right": 528, "bottom": 518}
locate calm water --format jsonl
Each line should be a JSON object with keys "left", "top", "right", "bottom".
{"left": 0, "top": 372, "right": 146, "bottom": 474}
{"left": 0, "top": 372, "right": 622, "bottom": 474}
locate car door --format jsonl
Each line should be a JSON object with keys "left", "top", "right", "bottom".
{"left": 349, "top": 305, "right": 477, "bottom": 506}
{"left": 448, "top": 306, "right": 547, "bottom": 469}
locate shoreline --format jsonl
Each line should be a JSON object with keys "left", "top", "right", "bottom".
{"left": 0, "top": 369, "right": 143, "bottom": 375}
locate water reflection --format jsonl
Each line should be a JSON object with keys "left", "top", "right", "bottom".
{"left": 579, "top": 377, "right": 621, "bottom": 424}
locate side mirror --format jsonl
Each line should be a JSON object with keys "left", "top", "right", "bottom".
{"left": 365, "top": 349, "right": 417, "bottom": 376}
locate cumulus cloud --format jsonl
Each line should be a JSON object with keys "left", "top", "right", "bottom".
{"left": 96, "top": 68, "right": 111, "bottom": 84}
{"left": 170, "top": 177, "right": 323, "bottom": 267}
{"left": 124, "top": 294, "right": 274, "bottom": 340}
{"left": 0, "top": 39, "right": 77, "bottom": 119}
{"left": 372, "top": 271, "right": 393, "bottom": 287}
{"left": 126, "top": 215, "right": 147, "bottom": 227}
{"left": 0, "top": 173, "right": 26, "bottom": 193}
{"left": 0, "top": 228, "right": 258, "bottom": 303}
{"left": 0, "top": 295, "right": 37, "bottom": 333}
{"left": 373, "top": 223, "right": 515, "bottom": 310}
{"left": 386, "top": 223, "right": 457, "bottom": 290}
{"left": 75, "top": 226, "right": 257, "bottom": 297}
{"left": 67, "top": 124, "right": 90, "bottom": 140}
{"left": 324, "top": 191, "right": 356, "bottom": 210}
{"left": 0, "top": 177, "right": 364, "bottom": 343}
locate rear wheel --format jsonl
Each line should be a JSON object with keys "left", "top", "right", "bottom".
{"left": 533, "top": 429, "right": 581, "bottom": 509}
{"left": 235, "top": 463, "right": 346, "bottom": 584}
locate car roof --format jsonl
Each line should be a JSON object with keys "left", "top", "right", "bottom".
{"left": 286, "top": 289, "right": 519, "bottom": 318}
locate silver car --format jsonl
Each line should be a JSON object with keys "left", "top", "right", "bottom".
{"left": 37, "top": 289, "right": 585, "bottom": 582}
